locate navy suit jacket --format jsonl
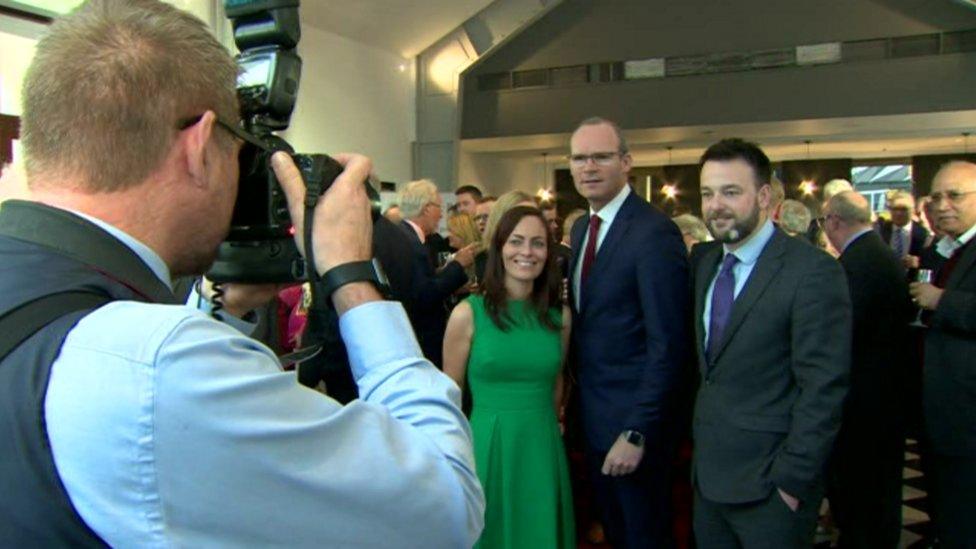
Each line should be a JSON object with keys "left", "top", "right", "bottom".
{"left": 570, "top": 190, "right": 691, "bottom": 452}
{"left": 398, "top": 221, "right": 467, "bottom": 367}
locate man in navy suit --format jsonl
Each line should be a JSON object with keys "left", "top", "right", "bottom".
{"left": 568, "top": 117, "right": 691, "bottom": 547}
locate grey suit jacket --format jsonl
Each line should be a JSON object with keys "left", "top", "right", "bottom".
{"left": 924, "top": 238, "right": 976, "bottom": 457}
{"left": 690, "top": 229, "right": 851, "bottom": 504}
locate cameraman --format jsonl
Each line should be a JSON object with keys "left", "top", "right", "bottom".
{"left": 0, "top": 0, "right": 483, "bottom": 546}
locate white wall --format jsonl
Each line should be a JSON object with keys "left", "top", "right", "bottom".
{"left": 281, "top": 25, "right": 415, "bottom": 185}
{"left": 0, "top": 13, "right": 45, "bottom": 117}
{"left": 0, "top": 3, "right": 416, "bottom": 186}
{"left": 458, "top": 149, "right": 555, "bottom": 197}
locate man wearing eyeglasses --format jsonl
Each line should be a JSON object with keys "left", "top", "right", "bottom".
{"left": 0, "top": 1, "right": 483, "bottom": 546}
{"left": 820, "top": 191, "right": 912, "bottom": 548}
{"left": 567, "top": 117, "right": 690, "bottom": 548}
{"left": 909, "top": 160, "right": 976, "bottom": 547}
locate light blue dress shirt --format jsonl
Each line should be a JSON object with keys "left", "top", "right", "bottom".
{"left": 703, "top": 219, "right": 776, "bottom": 348}
{"left": 43, "top": 217, "right": 484, "bottom": 547}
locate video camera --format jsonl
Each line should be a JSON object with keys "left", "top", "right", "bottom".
{"left": 207, "top": 0, "right": 380, "bottom": 283}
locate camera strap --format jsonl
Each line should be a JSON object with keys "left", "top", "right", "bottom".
{"left": 0, "top": 291, "right": 111, "bottom": 363}
{"left": 0, "top": 200, "right": 180, "bottom": 361}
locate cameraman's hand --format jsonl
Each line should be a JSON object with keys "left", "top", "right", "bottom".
{"left": 273, "top": 152, "right": 372, "bottom": 274}
{"left": 201, "top": 277, "right": 279, "bottom": 318}
{"left": 273, "top": 152, "right": 378, "bottom": 315}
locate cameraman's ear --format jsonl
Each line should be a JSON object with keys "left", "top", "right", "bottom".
{"left": 182, "top": 111, "right": 218, "bottom": 187}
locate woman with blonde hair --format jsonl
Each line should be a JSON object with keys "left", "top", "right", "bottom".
{"left": 447, "top": 213, "right": 483, "bottom": 278}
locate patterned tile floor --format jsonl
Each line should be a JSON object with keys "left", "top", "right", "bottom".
{"left": 578, "top": 438, "right": 936, "bottom": 548}
{"left": 814, "top": 439, "right": 934, "bottom": 549}
{"left": 901, "top": 439, "right": 934, "bottom": 549}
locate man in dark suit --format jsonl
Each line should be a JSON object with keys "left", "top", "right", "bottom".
{"left": 397, "top": 179, "right": 475, "bottom": 367}
{"left": 691, "top": 138, "right": 851, "bottom": 547}
{"left": 568, "top": 117, "right": 690, "bottom": 547}
{"left": 909, "top": 160, "right": 976, "bottom": 548}
{"left": 821, "top": 191, "right": 913, "bottom": 548}
{"left": 876, "top": 190, "right": 930, "bottom": 273}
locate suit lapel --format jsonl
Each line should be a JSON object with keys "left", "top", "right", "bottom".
{"left": 568, "top": 215, "right": 587, "bottom": 313}
{"left": 694, "top": 244, "right": 723, "bottom": 370}
{"left": 579, "top": 193, "right": 637, "bottom": 311}
{"left": 708, "top": 229, "right": 787, "bottom": 366}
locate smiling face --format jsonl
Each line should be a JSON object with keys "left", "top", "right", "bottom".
{"left": 932, "top": 162, "right": 976, "bottom": 238}
{"left": 570, "top": 123, "right": 632, "bottom": 212}
{"left": 502, "top": 215, "right": 548, "bottom": 285}
{"left": 700, "top": 158, "right": 770, "bottom": 249}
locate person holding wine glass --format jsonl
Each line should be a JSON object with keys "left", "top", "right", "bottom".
{"left": 443, "top": 206, "right": 575, "bottom": 548}
{"left": 820, "top": 191, "right": 914, "bottom": 548}
{"left": 908, "top": 160, "right": 976, "bottom": 547}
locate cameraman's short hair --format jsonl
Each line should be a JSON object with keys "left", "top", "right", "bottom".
{"left": 21, "top": 0, "right": 238, "bottom": 192}
{"left": 398, "top": 179, "right": 440, "bottom": 219}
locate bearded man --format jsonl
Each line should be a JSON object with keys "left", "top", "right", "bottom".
{"left": 688, "top": 138, "right": 851, "bottom": 548}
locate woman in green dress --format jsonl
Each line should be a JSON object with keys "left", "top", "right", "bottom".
{"left": 443, "top": 206, "right": 575, "bottom": 549}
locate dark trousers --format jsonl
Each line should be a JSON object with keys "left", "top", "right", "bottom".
{"left": 693, "top": 484, "right": 820, "bottom": 549}
{"left": 827, "top": 430, "right": 904, "bottom": 548}
{"left": 586, "top": 446, "right": 671, "bottom": 548}
{"left": 929, "top": 455, "right": 976, "bottom": 548}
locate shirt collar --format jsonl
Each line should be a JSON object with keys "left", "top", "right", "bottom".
{"left": 66, "top": 209, "right": 172, "bottom": 288}
{"left": 405, "top": 219, "right": 426, "bottom": 244}
{"left": 842, "top": 227, "right": 873, "bottom": 253}
{"left": 956, "top": 221, "right": 976, "bottom": 247}
{"left": 591, "top": 184, "right": 630, "bottom": 224}
{"left": 723, "top": 218, "right": 775, "bottom": 265}
{"left": 893, "top": 220, "right": 913, "bottom": 234}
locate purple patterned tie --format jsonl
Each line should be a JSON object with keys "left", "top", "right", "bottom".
{"left": 707, "top": 253, "right": 739, "bottom": 362}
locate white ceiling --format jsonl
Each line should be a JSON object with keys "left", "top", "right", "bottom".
{"left": 300, "top": 0, "right": 494, "bottom": 59}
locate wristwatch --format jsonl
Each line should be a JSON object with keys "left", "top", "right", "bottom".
{"left": 321, "top": 258, "right": 392, "bottom": 301}
{"left": 622, "top": 430, "right": 645, "bottom": 448}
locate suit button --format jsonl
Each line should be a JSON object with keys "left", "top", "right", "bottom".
{"left": 705, "top": 377, "right": 713, "bottom": 385}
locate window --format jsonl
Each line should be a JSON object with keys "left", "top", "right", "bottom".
{"left": 851, "top": 163, "right": 913, "bottom": 213}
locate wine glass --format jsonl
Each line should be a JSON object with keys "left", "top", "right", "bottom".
{"left": 910, "top": 269, "right": 934, "bottom": 327}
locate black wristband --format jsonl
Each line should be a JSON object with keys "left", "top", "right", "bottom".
{"left": 321, "top": 258, "right": 391, "bottom": 303}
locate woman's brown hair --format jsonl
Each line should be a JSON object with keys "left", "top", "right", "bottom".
{"left": 481, "top": 206, "right": 562, "bottom": 331}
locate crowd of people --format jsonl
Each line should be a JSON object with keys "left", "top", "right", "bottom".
{"left": 1, "top": 1, "right": 974, "bottom": 548}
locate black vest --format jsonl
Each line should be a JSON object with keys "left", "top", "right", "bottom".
{"left": 0, "top": 200, "right": 177, "bottom": 546}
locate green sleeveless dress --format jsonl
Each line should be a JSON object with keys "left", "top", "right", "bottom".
{"left": 466, "top": 295, "right": 575, "bottom": 549}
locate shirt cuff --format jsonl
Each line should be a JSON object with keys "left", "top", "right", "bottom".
{"left": 339, "top": 301, "right": 424, "bottom": 380}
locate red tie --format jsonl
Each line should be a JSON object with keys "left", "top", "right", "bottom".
{"left": 581, "top": 214, "right": 602, "bottom": 284}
